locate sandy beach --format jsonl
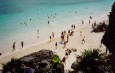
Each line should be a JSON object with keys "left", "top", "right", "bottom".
{"left": 0, "top": 13, "right": 108, "bottom": 71}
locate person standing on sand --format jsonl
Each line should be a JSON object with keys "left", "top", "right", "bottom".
{"left": 67, "top": 35, "right": 69, "bottom": 43}
{"left": 0, "top": 53, "right": 2, "bottom": 56}
{"left": 55, "top": 42, "right": 58, "bottom": 49}
{"left": 74, "top": 25, "right": 75, "bottom": 29}
{"left": 13, "top": 42, "right": 16, "bottom": 52}
{"left": 21, "top": 41, "right": 24, "bottom": 48}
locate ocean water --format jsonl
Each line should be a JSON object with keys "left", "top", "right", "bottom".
{"left": 0, "top": 0, "right": 114, "bottom": 54}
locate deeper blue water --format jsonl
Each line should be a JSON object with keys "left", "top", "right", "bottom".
{"left": 0, "top": 0, "right": 114, "bottom": 54}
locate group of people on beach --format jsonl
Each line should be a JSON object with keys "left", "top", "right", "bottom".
{"left": 50, "top": 23, "right": 86, "bottom": 51}
{"left": 60, "top": 25, "right": 75, "bottom": 48}
{"left": 12, "top": 41, "right": 24, "bottom": 52}
{"left": 49, "top": 24, "right": 77, "bottom": 50}
{"left": 48, "top": 16, "right": 100, "bottom": 65}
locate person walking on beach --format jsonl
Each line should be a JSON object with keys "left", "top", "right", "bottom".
{"left": 70, "top": 30, "right": 74, "bottom": 36}
{"left": 81, "top": 20, "right": 84, "bottom": 24}
{"left": 74, "top": 25, "right": 75, "bottom": 29}
{"left": 68, "top": 30, "right": 70, "bottom": 35}
{"left": 92, "top": 24, "right": 94, "bottom": 28}
{"left": 21, "top": 41, "right": 24, "bottom": 48}
{"left": 71, "top": 24, "right": 74, "bottom": 30}
{"left": 94, "top": 21, "right": 96, "bottom": 27}
{"left": 13, "top": 42, "right": 16, "bottom": 52}
{"left": 61, "top": 35, "right": 65, "bottom": 42}
{"left": 65, "top": 49, "right": 69, "bottom": 57}
{"left": 37, "top": 29, "right": 39, "bottom": 34}
{"left": 89, "top": 20, "right": 90, "bottom": 24}
{"left": 82, "top": 36, "right": 85, "bottom": 44}
{"left": 63, "top": 41, "right": 67, "bottom": 48}
{"left": 64, "top": 31, "right": 66, "bottom": 36}
{"left": 61, "top": 31, "right": 64, "bottom": 36}
{"left": 55, "top": 42, "right": 58, "bottom": 49}
{"left": 61, "top": 56, "right": 67, "bottom": 66}
{"left": 52, "top": 32, "right": 54, "bottom": 38}
{"left": 49, "top": 36, "right": 52, "bottom": 42}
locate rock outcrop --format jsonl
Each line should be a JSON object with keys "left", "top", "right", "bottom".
{"left": 91, "top": 22, "right": 107, "bottom": 32}
{"left": 2, "top": 49, "right": 64, "bottom": 73}
{"left": 21, "top": 49, "right": 64, "bottom": 73}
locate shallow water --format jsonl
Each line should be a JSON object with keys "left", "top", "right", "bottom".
{"left": 0, "top": 0, "right": 114, "bottom": 54}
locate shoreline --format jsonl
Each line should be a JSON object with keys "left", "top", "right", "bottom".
{"left": 0, "top": 13, "right": 108, "bottom": 70}
{"left": 0, "top": 12, "right": 108, "bottom": 56}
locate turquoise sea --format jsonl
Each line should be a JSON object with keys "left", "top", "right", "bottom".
{"left": 0, "top": 0, "right": 114, "bottom": 54}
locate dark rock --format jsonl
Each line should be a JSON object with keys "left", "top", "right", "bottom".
{"left": 20, "top": 50, "right": 53, "bottom": 73}
{"left": 101, "top": 2, "right": 115, "bottom": 71}
{"left": 91, "top": 22, "right": 108, "bottom": 32}
{"left": 101, "top": 2, "right": 115, "bottom": 55}
{"left": 2, "top": 49, "right": 64, "bottom": 73}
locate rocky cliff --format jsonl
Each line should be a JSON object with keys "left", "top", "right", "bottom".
{"left": 101, "top": 2, "right": 115, "bottom": 71}
{"left": 102, "top": 2, "right": 115, "bottom": 54}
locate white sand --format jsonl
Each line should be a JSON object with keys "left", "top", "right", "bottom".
{"left": 0, "top": 14, "right": 108, "bottom": 71}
